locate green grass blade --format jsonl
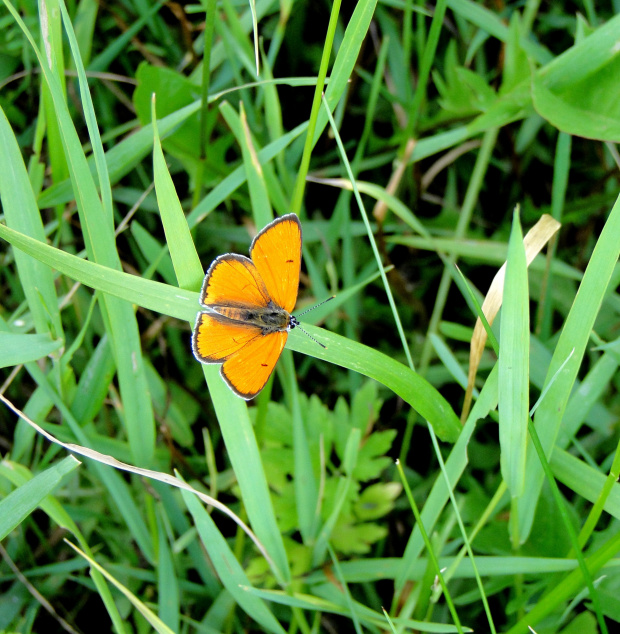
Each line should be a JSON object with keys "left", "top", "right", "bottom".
{"left": 0, "top": 457, "right": 128, "bottom": 633}
{"left": 220, "top": 101, "right": 273, "bottom": 227}
{"left": 58, "top": 0, "right": 113, "bottom": 221}
{"left": 0, "top": 456, "right": 80, "bottom": 540}
{"left": 280, "top": 351, "right": 319, "bottom": 542}
{"left": 180, "top": 483, "right": 287, "bottom": 634}
{"left": 0, "top": 105, "right": 63, "bottom": 338}
{"left": 3, "top": 0, "right": 157, "bottom": 466}
{"left": 156, "top": 509, "right": 180, "bottom": 632}
{"left": 403, "top": 0, "right": 448, "bottom": 137}
{"left": 187, "top": 121, "right": 307, "bottom": 226}
{"left": 151, "top": 97, "right": 203, "bottom": 290}
{"left": 312, "top": 0, "right": 379, "bottom": 148}
{"left": 499, "top": 210, "right": 529, "bottom": 502}
{"left": 551, "top": 449, "right": 620, "bottom": 521}
{"left": 517, "top": 194, "right": 620, "bottom": 541}
{"left": 243, "top": 585, "right": 466, "bottom": 632}
{"left": 520, "top": 418, "right": 608, "bottom": 634}
{"left": 395, "top": 364, "right": 499, "bottom": 589}
{"left": 69, "top": 335, "right": 116, "bottom": 426}
{"left": 291, "top": 0, "right": 343, "bottom": 212}
{"left": 207, "top": 379, "right": 292, "bottom": 585}
{"left": 65, "top": 542, "right": 176, "bottom": 634}
{"left": 13, "top": 361, "right": 156, "bottom": 563}
{"left": 327, "top": 544, "right": 363, "bottom": 634}
{"left": 38, "top": 101, "right": 202, "bottom": 208}
{"left": 396, "top": 457, "right": 465, "bottom": 632}
{"left": 152, "top": 105, "right": 292, "bottom": 584}
{"left": 505, "top": 528, "right": 620, "bottom": 634}
{"left": 446, "top": 0, "right": 552, "bottom": 63}
{"left": 0, "top": 332, "right": 63, "bottom": 367}
{"left": 312, "top": 429, "right": 358, "bottom": 565}
{"left": 288, "top": 326, "right": 460, "bottom": 442}
{"left": 88, "top": 0, "right": 165, "bottom": 72}
{"left": 0, "top": 223, "right": 197, "bottom": 321}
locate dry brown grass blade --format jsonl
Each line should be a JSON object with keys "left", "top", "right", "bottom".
{"left": 461, "top": 214, "right": 561, "bottom": 421}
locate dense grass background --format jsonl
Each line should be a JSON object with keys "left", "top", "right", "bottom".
{"left": 1, "top": 0, "right": 620, "bottom": 632}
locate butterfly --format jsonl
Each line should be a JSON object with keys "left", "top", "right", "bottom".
{"left": 192, "top": 214, "right": 302, "bottom": 400}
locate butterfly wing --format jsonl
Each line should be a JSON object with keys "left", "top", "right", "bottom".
{"left": 200, "top": 254, "right": 271, "bottom": 309}
{"left": 193, "top": 312, "right": 287, "bottom": 399}
{"left": 192, "top": 312, "right": 263, "bottom": 363}
{"left": 220, "top": 329, "right": 288, "bottom": 399}
{"left": 250, "top": 214, "right": 301, "bottom": 313}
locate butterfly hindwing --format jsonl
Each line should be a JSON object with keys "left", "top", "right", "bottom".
{"left": 221, "top": 329, "right": 288, "bottom": 399}
{"left": 192, "top": 312, "right": 263, "bottom": 363}
{"left": 250, "top": 214, "right": 301, "bottom": 313}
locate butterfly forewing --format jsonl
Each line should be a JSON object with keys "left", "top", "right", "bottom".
{"left": 221, "top": 330, "right": 288, "bottom": 399}
{"left": 200, "top": 254, "right": 271, "bottom": 309}
{"left": 250, "top": 214, "right": 301, "bottom": 313}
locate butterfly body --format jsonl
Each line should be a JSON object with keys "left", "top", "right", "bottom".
{"left": 206, "top": 303, "right": 297, "bottom": 334}
{"left": 192, "top": 214, "right": 302, "bottom": 399}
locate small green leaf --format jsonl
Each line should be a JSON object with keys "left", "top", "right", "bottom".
{"left": 352, "top": 430, "right": 397, "bottom": 481}
{"left": 354, "top": 482, "right": 402, "bottom": 521}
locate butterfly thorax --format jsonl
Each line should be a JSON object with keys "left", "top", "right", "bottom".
{"left": 208, "top": 303, "right": 297, "bottom": 334}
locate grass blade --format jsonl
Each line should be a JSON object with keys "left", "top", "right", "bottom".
{"left": 517, "top": 194, "right": 620, "bottom": 541}
{"left": 499, "top": 210, "right": 529, "bottom": 503}
{"left": 0, "top": 456, "right": 80, "bottom": 540}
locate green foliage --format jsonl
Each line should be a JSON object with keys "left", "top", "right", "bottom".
{"left": 1, "top": 0, "right": 620, "bottom": 632}
{"left": 253, "top": 383, "right": 399, "bottom": 566}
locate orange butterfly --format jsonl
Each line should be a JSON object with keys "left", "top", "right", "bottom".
{"left": 192, "top": 214, "right": 302, "bottom": 399}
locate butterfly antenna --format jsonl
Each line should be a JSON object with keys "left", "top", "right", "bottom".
{"left": 292, "top": 296, "right": 335, "bottom": 349}
{"left": 295, "top": 323, "right": 327, "bottom": 349}
{"left": 295, "top": 295, "right": 336, "bottom": 318}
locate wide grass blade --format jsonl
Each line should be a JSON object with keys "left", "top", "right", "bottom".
{"left": 463, "top": 215, "right": 560, "bottom": 419}
{"left": 0, "top": 332, "right": 63, "bottom": 367}
{"left": 0, "top": 223, "right": 197, "bottom": 321}
{"left": 0, "top": 106, "right": 63, "bottom": 338}
{"left": 151, "top": 97, "right": 203, "bottom": 290}
{"left": 499, "top": 210, "right": 529, "bottom": 502}
{"left": 0, "top": 456, "right": 80, "bottom": 539}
